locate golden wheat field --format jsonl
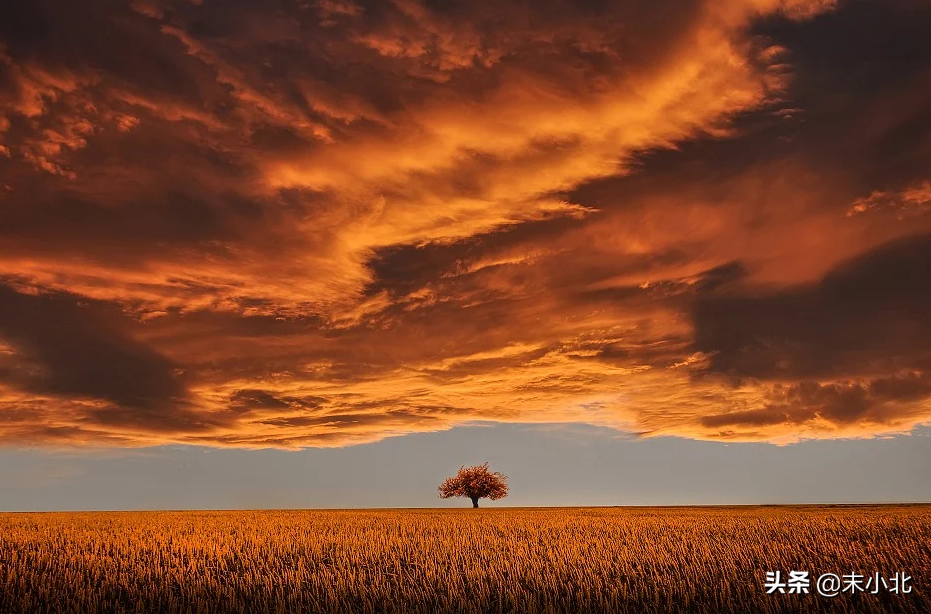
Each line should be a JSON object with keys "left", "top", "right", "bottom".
{"left": 0, "top": 505, "right": 928, "bottom": 614}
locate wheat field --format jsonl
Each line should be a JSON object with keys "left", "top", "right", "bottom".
{"left": 1, "top": 505, "right": 928, "bottom": 614}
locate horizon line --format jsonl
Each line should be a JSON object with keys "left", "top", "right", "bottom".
{"left": 4, "top": 501, "right": 931, "bottom": 514}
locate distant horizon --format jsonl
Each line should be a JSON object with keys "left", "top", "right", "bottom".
{"left": 7, "top": 502, "right": 931, "bottom": 514}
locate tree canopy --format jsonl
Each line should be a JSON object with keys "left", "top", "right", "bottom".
{"left": 438, "top": 463, "right": 508, "bottom": 508}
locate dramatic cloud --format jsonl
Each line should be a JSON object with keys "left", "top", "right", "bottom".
{"left": 1, "top": 0, "right": 930, "bottom": 448}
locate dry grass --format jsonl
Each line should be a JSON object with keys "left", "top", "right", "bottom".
{"left": 1, "top": 505, "right": 929, "bottom": 613}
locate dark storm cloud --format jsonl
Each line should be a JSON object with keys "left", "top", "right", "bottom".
{"left": 753, "top": 0, "right": 931, "bottom": 194}
{"left": 0, "top": 284, "right": 186, "bottom": 409}
{"left": 693, "top": 232, "right": 931, "bottom": 380}
{"left": 364, "top": 215, "right": 588, "bottom": 297}
{"left": 229, "top": 389, "right": 327, "bottom": 412}
{"left": 0, "top": 0, "right": 210, "bottom": 97}
{"left": 701, "top": 372, "right": 931, "bottom": 430}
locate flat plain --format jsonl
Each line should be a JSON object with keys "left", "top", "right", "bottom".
{"left": 1, "top": 505, "right": 929, "bottom": 614}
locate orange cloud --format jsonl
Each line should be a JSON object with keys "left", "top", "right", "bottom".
{"left": 2, "top": 0, "right": 931, "bottom": 449}
{"left": 847, "top": 180, "right": 931, "bottom": 219}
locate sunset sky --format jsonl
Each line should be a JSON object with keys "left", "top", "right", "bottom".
{"left": 1, "top": 0, "right": 930, "bottom": 509}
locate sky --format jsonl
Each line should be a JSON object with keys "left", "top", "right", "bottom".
{"left": 1, "top": 0, "right": 930, "bottom": 510}
{"left": 4, "top": 424, "right": 931, "bottom": 511}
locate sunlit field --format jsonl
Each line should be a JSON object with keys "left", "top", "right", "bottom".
{"left": 1, "top": 505, "right": 929, "bottom": 614}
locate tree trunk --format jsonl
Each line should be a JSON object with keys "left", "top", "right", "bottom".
{"left": 471, "top": 497, "right": 479, "bottom": 508}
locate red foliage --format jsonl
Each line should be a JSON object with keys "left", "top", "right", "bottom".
{"left": 438, "top": 463, "right": 508, "bottom": 507}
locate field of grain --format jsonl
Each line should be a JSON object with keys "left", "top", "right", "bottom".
{"left": 0, "top": 505, "right": 928, "bottom": 614}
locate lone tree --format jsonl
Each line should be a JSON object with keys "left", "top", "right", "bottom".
{"left": 438, "top": 463, "right": 508, "bottom": 508}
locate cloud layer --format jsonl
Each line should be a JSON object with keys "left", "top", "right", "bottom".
{"left": 1, "top": 0, "right": 930, "bottom": 448}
